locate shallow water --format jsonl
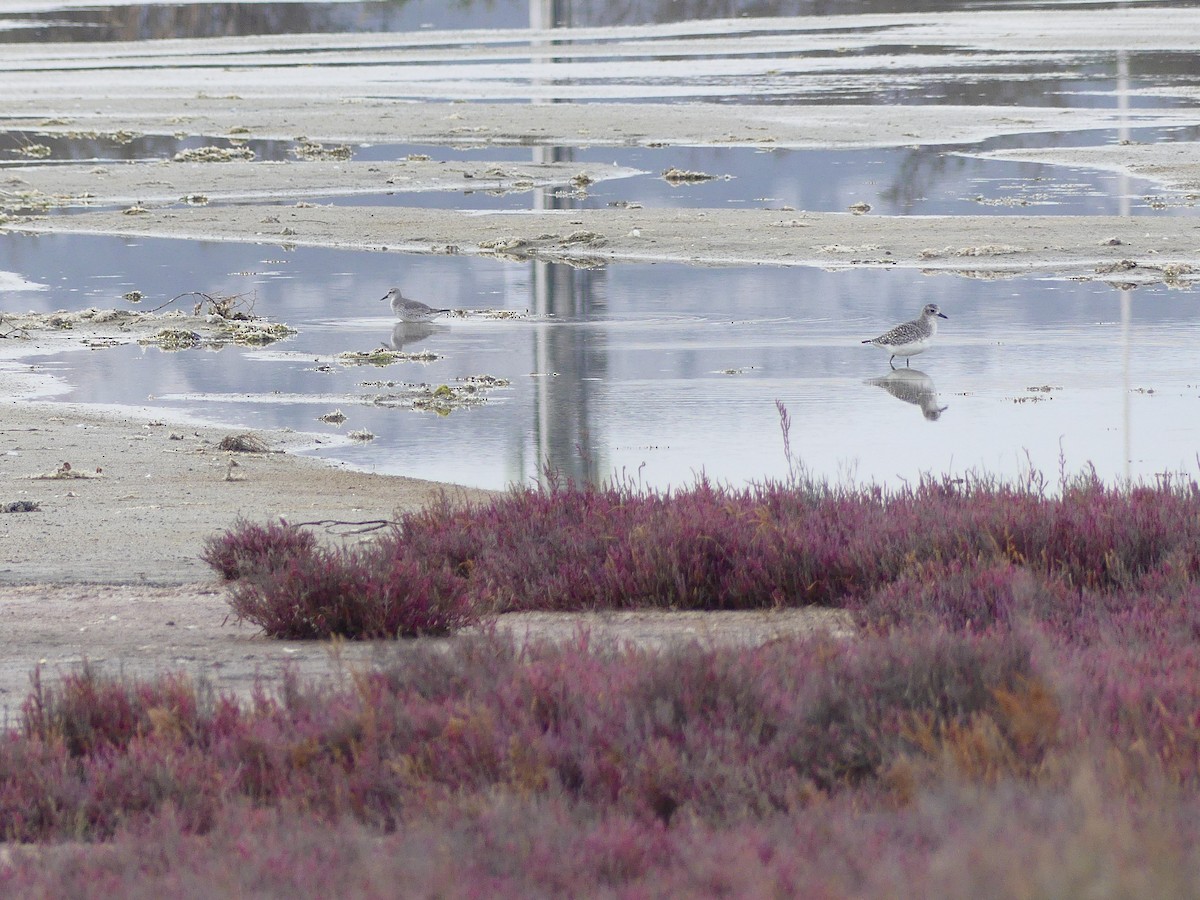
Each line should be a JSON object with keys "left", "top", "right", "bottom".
{"left": 4, "top": 128, "right": 1197, "bottom": 219}
{"left": 4, "top": 233, "right": 1199, "bottom": 490}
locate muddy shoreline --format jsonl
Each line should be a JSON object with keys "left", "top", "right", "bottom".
{"left": 9, "top": 205, "right": 1200, "bottom": 284}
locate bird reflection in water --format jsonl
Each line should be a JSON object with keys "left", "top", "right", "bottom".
{"left": 866, "top": 368, "right": 948, "bottom": 421}
{"left": 388, "top": 321, "right": 445, "bottom": 351}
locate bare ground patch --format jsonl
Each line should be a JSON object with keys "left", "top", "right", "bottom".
{"left": 0, "top": 582, "right": 853, "bottom": 719}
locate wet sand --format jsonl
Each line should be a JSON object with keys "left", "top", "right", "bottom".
{"left": 10, "top": 204, "right": 1200, "bottom": 283}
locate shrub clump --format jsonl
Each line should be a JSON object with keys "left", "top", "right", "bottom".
{"left": 1, "top": 627, "right": 1046, "bottom": 844}
{"left": 382, "top": 474, "right": 1200, "bottom": 614}
{"left": 205, "top": 475, "right": 1200, "bottom": 637}
{"left": 201, "top": 518, "right": 318, "bottom": 581}
{"left": 227, "top": 543, "right": 473, "bottom": 639}
{"left": 205, "top": 519, "right": 474, "bottom": 638}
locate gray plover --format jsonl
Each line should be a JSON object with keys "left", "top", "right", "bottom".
{"left": 862, "top": 303, "right": 948, "bottom": 368}
{"left": 380, "top": 288, "right": 452, "bottom": 322}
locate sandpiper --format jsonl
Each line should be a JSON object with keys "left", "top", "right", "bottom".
{"left": 380, "top": 288, "right": 452, "bottom": 322}
{"left": 862, "top": 303, "right": 948, "bottom": 368}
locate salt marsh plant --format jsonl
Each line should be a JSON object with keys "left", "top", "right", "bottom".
{"left": 58, "top": 470, "right": 1181, "bottom": 893}
{"left": 2, "top": 606, "right": 1199, "bottom": 895}
{"left": 208, "top": 469, "right": 1200, "bottom": 628}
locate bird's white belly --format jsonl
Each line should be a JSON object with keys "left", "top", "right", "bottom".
{"left": 883, "top": 336, "right": 930, "bottom": 357}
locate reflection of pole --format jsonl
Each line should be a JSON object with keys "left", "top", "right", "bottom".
{"left": 1117, "top": 47, "right": 1130, "bottom": 217}
{"left": 531, "top": 0, "right": 572, "bottom": 208}
{"left": 530, "top": 0, "right": 566, "bottom": 30}
{"left": 525, "top": 1, "right": 602, "bottom": 485}
{"left": 532, "top": 144, "right": 574, "bottom": 209}
{"left": 1117, "top": 8, "right": 1130, "bottom": 480}
{"left": 530, "top": 262, "right": 605, "bottom": 485}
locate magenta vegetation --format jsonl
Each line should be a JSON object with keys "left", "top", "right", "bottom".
{"left": 208, "top": 473, "right": 1200, "bottom": 631}
{"left": 5, "top": 474, "right": 1200, "bottom": 894}
{"left": 202, "top": 519, "right": 471, "bottom": 639}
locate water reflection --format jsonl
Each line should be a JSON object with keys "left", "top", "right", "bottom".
{"left": 2, "top": 131, "right": 1192, "bottom": 220}
{"left": 10, "top": 0, "right": 1187, "bottom": 43}
{"left": 7, "top": 1, "right": 1197, "bottom": 120}
{"left": 5, "top": 233, "right": 1200, "bottom": 490}
{"left": 526, "top": 9, "right": 611, "bottom": 485}
{"left": 0, "top": 0, "right": 1011, "bottom": 43}
{"left": 388, "top": 321, "right": 444, "bottom": 350}
{"left": 866, "top": 369, "right": 946, "bottom": 422}
{"left": 528, "top": 260, "right": 607, "bottom": 484}
{"left": 5, "top": 1, "right": 1199, "bottom": 222}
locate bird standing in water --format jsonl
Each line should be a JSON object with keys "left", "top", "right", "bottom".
{"left": 862, "top": 303, "right": 948, "bottom": 368}
{"left": 380, "top": 288, "right": 452, "bottom": 322}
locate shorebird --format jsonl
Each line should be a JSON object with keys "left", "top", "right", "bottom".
{"left": 862, "top": 303, "right": 948, "bottom": 368}
{"left": 379, "top": 288, "right": 452, "bottom": 322}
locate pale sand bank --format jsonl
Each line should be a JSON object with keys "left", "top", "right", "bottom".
{"left": 9, "top": 206, "right": 1200, "bottom": 284}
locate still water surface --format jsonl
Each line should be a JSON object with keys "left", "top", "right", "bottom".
{"left": 5, "top": 233, "right": 1199, "bottom": 490}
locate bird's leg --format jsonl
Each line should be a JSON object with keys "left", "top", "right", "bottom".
{"left": 889, "top": 355, "right": 897, "bottom": 370}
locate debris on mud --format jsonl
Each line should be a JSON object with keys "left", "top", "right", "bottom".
{"left": 561, "top": 230, "right": 606, "bottom": 246}
{"left": 31, "top": 461, "right": 102, "bottom": 480}
{"left": 141, "top": 327, "right": 202, "bottom": 350}
{"left": 15, "top": 143, "right": 52, "bottom": 159}
{"left": 6, "top": 298, "right": 296, "bottom": 353}
{"left": 440, "top": 308, "right": 527, "bottom": 320}
{"left": 290, "top": 140, "right": 353, "bottom": 161}
{"left": 456, "top": 374, "right": 511, "bottom": 389}
{"left": 479, "top": 237, "right": 528, "bottom": 254}
{"left": 339, "top": 348, "right": 441, "bottom": 366}
{"left": 1095, "top": 259, "right": 1138, "bottom": 274}
{"left": 0, "top": 315, "right": 31, "bottom": 340}
{"left": 919, "top": 245, "right": 1027, "bottom": 259}
{"left": 1092, "top": 259, "right": 1198, "bottom": 286}
{"left": 172, "top": 145, "right": 255, "bottom": 163}
{"left": 218, "top": 433, "right": 271, "bottom": 453}
{"left": 1161, "top": 263, "right": 1196, "bottom": 285}
{"left": 359, "top": 374, "right": 511, "bottom": 416}
{"left": 662, "top": 167, "right": 716, "bottom": 184}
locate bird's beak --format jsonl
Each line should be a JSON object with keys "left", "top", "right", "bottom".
{"left": 378, "top": 294, "right": 388, "bottom": 302}
{"left": 937, "top": 312, "right": 948, "bottom": 319}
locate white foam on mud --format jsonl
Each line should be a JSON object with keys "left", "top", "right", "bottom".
{"left": 0, "top": 271, "right": 48, "bottom": 292}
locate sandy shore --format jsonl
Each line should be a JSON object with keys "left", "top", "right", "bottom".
{"left": 9, "top": 205, "right": 1200, "bottom": 283}
{"left": 0, "top": 392, "right": 500, "bottom": 710}
{"left": 0, "top": 397, "right": 491, "bottom": 585}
